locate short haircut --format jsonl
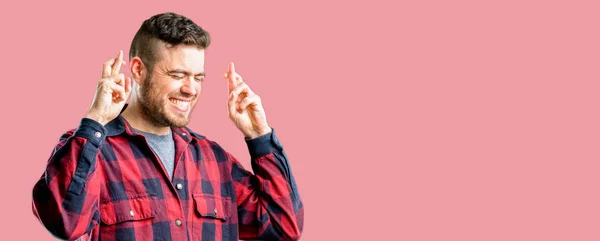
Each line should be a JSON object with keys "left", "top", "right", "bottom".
{"left": 129, "top": 12, "right": 211, "bottom": 71}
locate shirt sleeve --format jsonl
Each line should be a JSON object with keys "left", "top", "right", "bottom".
{"left": 32, "top": 118, "right": 105, "bottom": 240}
{"left": 230, "top": 129, "right": 304, "bottom": 240}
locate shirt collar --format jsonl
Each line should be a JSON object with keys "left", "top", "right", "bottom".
{"left": 104, "top": 105, "right": 193, "bottom": 143}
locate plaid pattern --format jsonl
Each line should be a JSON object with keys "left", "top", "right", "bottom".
{"left": 32, "top": 115, "right": 303, "bottom": 241}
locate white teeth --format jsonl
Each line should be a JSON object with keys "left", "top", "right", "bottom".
{"left": 170, "top": 99, "right": 190, "bottom": 108}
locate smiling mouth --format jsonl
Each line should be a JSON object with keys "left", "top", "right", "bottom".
{"left": 169, "top": 98, "right": 190, "bottom": 111}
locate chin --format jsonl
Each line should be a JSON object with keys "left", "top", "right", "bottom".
{"left": 167, "top": 115, "right": 190, "bottom": 128}
{"left": 162, "top": 103, "right": 194, "bottom": 127}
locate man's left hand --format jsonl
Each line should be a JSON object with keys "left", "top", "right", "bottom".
{"left": 223, "top": 62, "right": 272, "bottom": 139}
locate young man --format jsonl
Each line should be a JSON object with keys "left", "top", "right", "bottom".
{"left": 32, "top": 12, "right": 303, "bottom": 241}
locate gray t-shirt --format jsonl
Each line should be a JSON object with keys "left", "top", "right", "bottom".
{"left": 135, "top": 128, "right": 175, "bottom": 180}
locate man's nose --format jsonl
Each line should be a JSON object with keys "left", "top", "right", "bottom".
{"left": 180, "top": 77, "right": 197, "bottom": 96}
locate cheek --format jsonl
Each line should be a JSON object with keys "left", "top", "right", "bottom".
{"left": 161, "top": 83, "right": 183, "bottom": 96}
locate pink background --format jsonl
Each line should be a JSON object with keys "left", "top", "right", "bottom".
{"left": 1, "top": 0, "right": 599, "bottom": 240}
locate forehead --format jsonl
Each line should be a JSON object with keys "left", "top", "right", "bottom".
{"left": 155, "top": 44, "right": 205, "bottom": 72}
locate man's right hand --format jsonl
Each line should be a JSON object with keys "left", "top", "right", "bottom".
{"left": 85, "top": 50, "right": 132, "bottom": 126}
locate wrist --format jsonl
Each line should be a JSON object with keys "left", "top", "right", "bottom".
{"left": 85, "top": 111, "right": 108, "bottom": 126}
{"left": 245, "top": 127, "right": 272, "bottom": 139}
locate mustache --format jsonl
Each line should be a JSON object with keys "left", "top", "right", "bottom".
{"left": 169, "top": 93, "right": 196, "bottom": 100}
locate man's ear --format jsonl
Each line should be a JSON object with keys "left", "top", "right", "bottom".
{"left": 130, "top": 57, "right": 145, "bottom": 85}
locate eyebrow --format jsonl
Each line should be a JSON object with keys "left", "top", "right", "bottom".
{"left": 167, "top": 69, "right": 205, "bottom": 76}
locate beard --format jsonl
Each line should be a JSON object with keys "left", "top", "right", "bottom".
{"left": 138, "top": 73, "right": 194, "bottom": 128}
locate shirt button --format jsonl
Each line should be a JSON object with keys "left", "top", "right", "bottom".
{"left": 181, "top": 133, "right": 187, "bottom": 136}
{"left": 214, "top": 208, "right": 218, "bottom": 215}
{"left": 176, "top": 183, "right": 183, "bottom": 190}
{"left": 175, "top": 219, "right": 182, "bottom": 226}
{"left": 129, "top": 210, "right": 135, "bottom": 217}
{"left": 95, "top": 132, "right": 102, "bottom": 138}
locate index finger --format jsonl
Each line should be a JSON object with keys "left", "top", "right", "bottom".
{"left": 229, "top": 62, "right": 244, "bottom": 86}
{"left": 227, "top": 62, "right": 237, "bottom": 92}
{"left": 228, "top": 62, "right": 236, "bottom": 74}
{"left": 111, "top": 50, "right": 124, "bottom": 76}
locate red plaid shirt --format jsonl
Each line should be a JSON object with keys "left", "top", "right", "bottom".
{"left": 32, "top": 115, "right": 303, "bottom": 241}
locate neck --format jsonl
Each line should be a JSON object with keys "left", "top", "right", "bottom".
{"left": 122, "top": 102, "right": 171, "bottom": 136}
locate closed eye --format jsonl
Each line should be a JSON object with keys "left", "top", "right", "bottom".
{"left": 171, "top": 74, "right": 185, "bottom": 80}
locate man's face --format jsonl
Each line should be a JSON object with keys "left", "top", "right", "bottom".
{"left": 138, "top": 44, "right": 205, "bottom": 128}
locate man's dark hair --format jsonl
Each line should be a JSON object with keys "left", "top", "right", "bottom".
{"left": 129, "top": 12, "right": 211, "bottom": 71}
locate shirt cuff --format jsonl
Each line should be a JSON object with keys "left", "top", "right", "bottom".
{"left": 73, "top": 118, "right": 108, "bottom": 147}
{"left": 245, "top": 129, "right": 284, "bottom": 159}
